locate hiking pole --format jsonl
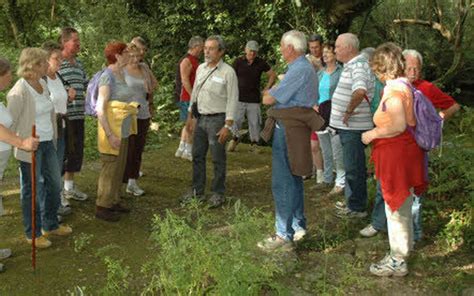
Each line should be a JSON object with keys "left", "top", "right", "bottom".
{"left": 31, "top": 125, "right": 36, "bottom": 270}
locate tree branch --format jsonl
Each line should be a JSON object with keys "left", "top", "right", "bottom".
{"left": 393, "top": 18, "right": 453, "bottom": 42}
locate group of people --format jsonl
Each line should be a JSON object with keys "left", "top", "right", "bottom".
{"left": 173, "top": 30, "right": 459, "bottom": 278}
{"left": 0, "top": 27, "right": 460, "bottom": 278}
{"left": 0, "top": 27, "right": 158, "bottom": 272}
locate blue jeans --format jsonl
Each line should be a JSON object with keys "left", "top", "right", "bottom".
{"left": 192, "top": 114, "right": 226, "bottom": 195}
{"left": 271, "top": 123, "right": 306, "bottom": 241}
{"left": 19, "top": 141, "right": 61, "bottom": 239}
{"left": 371, "top": 181, "right": 423, "bottom": 241}
{"left": 318, "top": 131, "right": 345, "bottom": 187}
{"left": 338, "top": 129, "right": 368, "bottom": 212}
{"left": 371, "top": 181, "right": 387, "bottom": 231}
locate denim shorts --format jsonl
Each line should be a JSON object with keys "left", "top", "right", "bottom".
{"left": 179, "top": 101, "right": 190, "bottom": 121}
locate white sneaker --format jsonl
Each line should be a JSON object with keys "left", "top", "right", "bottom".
{"left": 63, "top": 187, "right": 88, "bottom": 201}
{"left": 181, "top": 151, "right": 192, "bottom": 161}
{"left": 370, "top": 254, "right": 408, "bottom": 277}
{"left": 335, "top": 200, "right": 346, "bottom": 210}
{"left": 360, "top": 224, "right": 379, "bottom": 237}
{"left": 257, "top": 235, "right": 293, "bottom": 252}
{"left": 0, "top": 248, "right": 12, "bottom": 260}
{"left": 336, "top": 206, "right": 367, "bottom": 218}
{"left": 175, "top": 148, "right": 184, "bottom": 158}
{"left": 126, "top": 183, "right": 145, "bottom": 196}
{"left": 328, "top": 186, "right": 344, "bottom": 196}
{"left": 293, "top": 229, "right": 307, "bottom": 242}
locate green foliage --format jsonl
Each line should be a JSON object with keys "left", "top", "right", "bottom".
{"left": 99, "top": 256, "right": 130, "bottom": 295}
{"left": 141, "top": 201, "right": 285, "bottom": 295}
{"left": 436, "top": 206, "right": 473, "bottom": 252}
{"left": 73, "top": 233, "right": 94, "bottom": 253}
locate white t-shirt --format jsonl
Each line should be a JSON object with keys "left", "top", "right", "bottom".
{"left": 25, "top": 80, "right": 54, "bottom": 142}
{"left": 47, "top": 75, "right": 68, "bottom": 115}
{"left": 0, "top": 102, "right": 13, "bottom": 151}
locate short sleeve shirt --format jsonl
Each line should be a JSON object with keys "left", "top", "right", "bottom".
{"left": 99, "top": 71, "right": 135, "bottom": 138}
{"left": 330, "top": 54, "right": 375, "bottom": 130}
{"left": 233, "top": 56, "right": 271, "bottom": 103}
{"left": 58, "top": 59, "right": 87, "bottom": 120}
{"left": 269, "top": 56, "right": 318, "bottom": 109}
{"left": 412, "top": 79, "right": 457, "bottom": 109}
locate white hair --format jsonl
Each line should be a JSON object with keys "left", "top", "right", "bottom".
{"left": 339, "top": 33, "right": 359, "bottom": 51}
{"left": 360, "top": 47, "right": 375, "bottom": 60}
{"left": 281, "top": 30, "right": 307, "bottom": 53}
{"left": 402, "top": 49, "right": 423, "bottom": 66}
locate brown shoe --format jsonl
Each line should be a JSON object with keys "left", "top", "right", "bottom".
{"left": 95, "top": 206, "right": 120, "bottom": 222}
{"left": 110, "top": 203, "right": 131, "bottom": 213}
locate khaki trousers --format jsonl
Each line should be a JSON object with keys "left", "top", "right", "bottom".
{"left": 96, "top": 138, "right": 129, "bottom": 208}
{"left": 385, "top": 193, "right": 414, "bottom": 260}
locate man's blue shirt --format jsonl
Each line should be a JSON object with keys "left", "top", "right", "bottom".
{"left": 269, "top": 56, "right": 318, "bottom": 109}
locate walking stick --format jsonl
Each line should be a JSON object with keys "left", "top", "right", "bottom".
{"left": 31, "top": 125, "right": 36, "bottom": 270}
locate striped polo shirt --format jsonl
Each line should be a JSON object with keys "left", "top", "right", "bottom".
{"left": 329, "top": 54, "right": 375, "bottom": 130}
{"left": 58, "top": 59, "right": 87, "bottom": 120}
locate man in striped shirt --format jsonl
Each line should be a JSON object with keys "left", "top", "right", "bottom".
{"left": 330, "top": 33, "right": 375, "bottom": 218}
{"left": 57, "top": 27, "right": 89, "bottom": 202}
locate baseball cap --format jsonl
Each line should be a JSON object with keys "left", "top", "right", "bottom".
{"left": 245, "top": 40, "right": 259, "bottom": 51}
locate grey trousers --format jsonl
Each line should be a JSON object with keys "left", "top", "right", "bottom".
{"left": 192, "top": 114, "right": 226, "bottom": 195}
{"left": 234, "top": 102, "right": 261, "bottom": 143}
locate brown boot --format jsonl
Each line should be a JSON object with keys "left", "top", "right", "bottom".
{"left": 110, "top": 203, "right": 131, "bottom": 213}
{"left": 95, "top": 206, "right": 120, "bottom": 222}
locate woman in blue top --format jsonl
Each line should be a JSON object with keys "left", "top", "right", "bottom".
{"left": 315, "top": 43, "right": 345, "bottom": 195}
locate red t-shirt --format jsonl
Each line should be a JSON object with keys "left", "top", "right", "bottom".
{"left": 180, "top": 54, "right": 200, "bottom": 102}
{"left": 412, "top": 79, "right": 457, "bottom": 109}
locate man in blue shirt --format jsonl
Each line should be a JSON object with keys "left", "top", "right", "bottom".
{"left": 258, "top": 30, "right": 319, "bottom": 251}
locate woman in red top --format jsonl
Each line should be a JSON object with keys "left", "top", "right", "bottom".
{"left": 362, "top": 43, "right": 427, "bottom": 277}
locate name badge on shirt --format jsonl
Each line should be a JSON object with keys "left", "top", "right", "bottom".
{"left": 211, "top": 76, "right": 225, "bottom": 84}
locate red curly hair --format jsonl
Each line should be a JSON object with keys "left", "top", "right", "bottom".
{"left": 104, "top": 41, "right": 127, "bottom": 65}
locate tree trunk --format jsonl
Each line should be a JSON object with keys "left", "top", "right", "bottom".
{"left": 3, "top": 0, "right": 24, "bottom": 48}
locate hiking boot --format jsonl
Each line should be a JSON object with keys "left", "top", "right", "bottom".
{"left": 293, "top": 229, "right": 307, "bottom": 242}
{"left": 126, "top": 183, "right": 145, "bottom": 196}
{"left": 227, "top": 139, "right": 239, "bottom": 152}
{"left": 328, "top": 186, "right": 344, "bottom": 196}
{"left": 180, "top": 190, "right": 204, "bottom": 206}
{"left": 26, "top": 236, "right": 52, "bottom": 249}
{"left": 95, "top": 206, "right": 120, "bottom": 222}
{"left": 57, "top": 205, "right": 72, "bottom": 216}
{"left": 208, "top": 193, "right": 225, "bottom": 208}
{"left": 42, "top": 225, "right": 73, "bottom": 237}
{"left": 360, "top": 224, "right": 379, "bottom": 237}
{"left": 110, "top": 203, "right": 131, "bottom": 213}
{"left": 63, "top": 187, "right": 88, "bottom": 201}
{"left": 0, "top": 249, "right": 12, "bottom": 260}
{"left": 257, "top": 235, "right": 294, "bottom": 252}
{"left": 336, "top": 206, "right": 367, "bottom": 218}
{"left": 370, "top": 254, "right": 408, "bottom": 277}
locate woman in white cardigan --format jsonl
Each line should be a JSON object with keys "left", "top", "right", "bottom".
{"left": 7, "top": 48, "right": 72, "bottom": 249}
